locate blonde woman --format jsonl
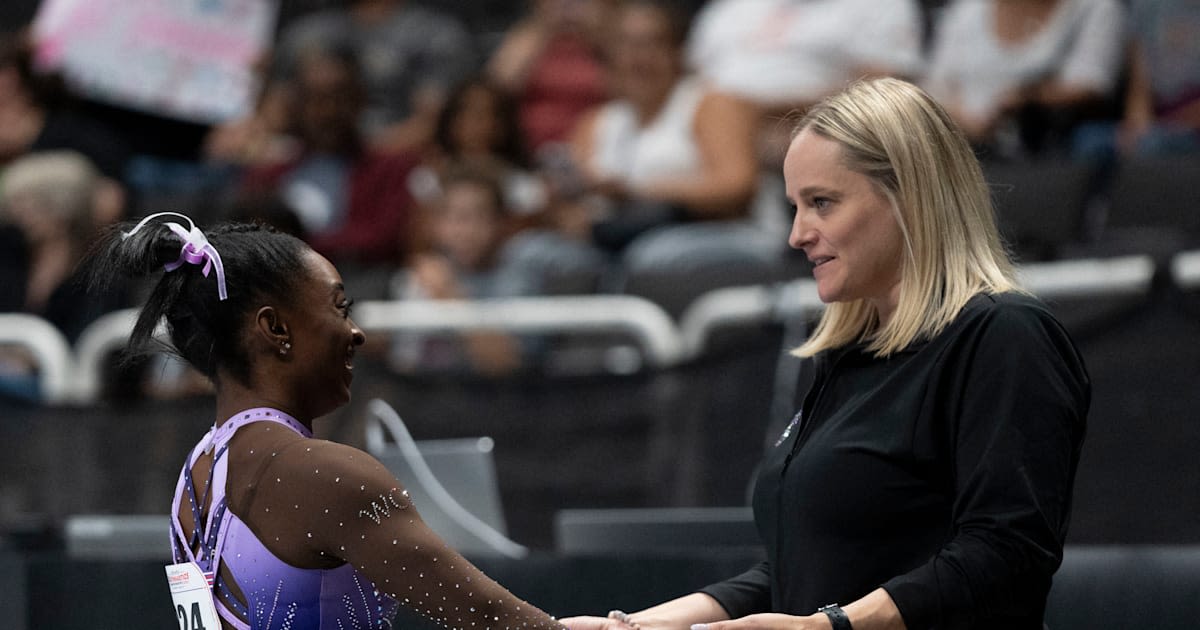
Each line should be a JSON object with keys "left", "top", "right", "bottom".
{"left": 565, "top": 78, "right": 1089, "bottom": 629}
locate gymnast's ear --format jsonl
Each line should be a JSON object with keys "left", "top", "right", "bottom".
{"left": 254, "top": 306, "right": 290, "bottom": 347}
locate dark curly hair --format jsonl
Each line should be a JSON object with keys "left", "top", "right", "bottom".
{"left": 434, "top": 77, "right": 529, "bottom": 168}
{"left": 87, "top": 218, "right": 310, "bottom": 386}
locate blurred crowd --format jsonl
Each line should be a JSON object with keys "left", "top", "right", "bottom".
{"left": 1, "top": 0, "right": 1198, "bottom": 396}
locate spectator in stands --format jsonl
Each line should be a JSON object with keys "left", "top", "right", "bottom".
{"left": 86, "top": 213, "right": 573, "bottom": 629}
{"left": 569, "top": 0, "right": 759, "bottom": 252}
{"left": 409, "top": 77, "right": 546, "bottom": 217}
{"left": 0, "top": 150, "right": 126, "bottom": 340}
{"left": 242, "top": 48, "right": 419, "bottom": 267}
{"left": 686, "top": 0, "right": 923, "bottom": 163}
{"left": 203, "top": 78, "right": 300, "bottom": 169}
{"left": 272, "top": 0, "right": 477, "bottom": 152}
{"left": 923, "top": 0, "right": 1127, "bottom": 159}
{"left": 1074, "top": 0, "right": 1200, "bottom": 159}
{"left": 391, "top": 166, "right": 535, "bottom": 376}
{"left": 564, "top": 78, "right": 1089, "bottom": 630}
{"left": 0, "top": 151, "right": 128, "bottom": 400}
{"left": 487, "top": 0, "right": 611, "bottom": 156}
{"left": 0, "top": 36, "right": 128, "bottom": 219}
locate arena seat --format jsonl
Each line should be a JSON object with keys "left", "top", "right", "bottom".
{"left": 554, "top": 507, "right": 761, "bottom": 555}
{"left": 1102, "top": 156, "right": 1200, "bottom": 256}
{"left": 1046, "top": 546, "right": 1200, "bottom": 630}
{"left": 499, "top": 230, "right": 608, "bottom": 296}
{"left": 363, "top": 398, "right": 528, "bottom": 559}
{"left": 983, "top": 159, "right": 1095, "bottom": 261}
{"left": 1107, "top": 157, "right": 1200, "bottom": 232}
{"left": 618, "top": 222, "right": 788, "bottom": 320}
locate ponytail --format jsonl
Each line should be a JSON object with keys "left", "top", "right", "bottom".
{"left": 86, "top": 216, "right": 309, "bottom": 384}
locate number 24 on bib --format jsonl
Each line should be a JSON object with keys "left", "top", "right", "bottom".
{"left": 165, "top": 562, "right": 221, "bottom": 630}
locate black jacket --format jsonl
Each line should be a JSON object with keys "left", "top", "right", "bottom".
{"left": 701, "top": 292, "right": 1090, "bottom": 629}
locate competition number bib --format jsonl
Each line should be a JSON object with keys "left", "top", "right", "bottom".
{"left": 165, "top": 561, "right": 220, "bottom": 630}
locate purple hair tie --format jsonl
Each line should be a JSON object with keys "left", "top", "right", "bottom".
{"left": 123, "top": 212, "right": 228, "bottom": 301}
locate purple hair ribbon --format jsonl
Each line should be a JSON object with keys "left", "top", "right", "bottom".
{"left": 123, "top": 212, "right": 228, "bottom": 301}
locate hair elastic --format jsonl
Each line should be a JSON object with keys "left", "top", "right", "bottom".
{"left": 123, "top": 212, "right": 228, "bottom": 301}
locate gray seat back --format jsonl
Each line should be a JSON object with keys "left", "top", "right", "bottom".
{"left": 363, "top": 399, "right": 527, "bottom": 558}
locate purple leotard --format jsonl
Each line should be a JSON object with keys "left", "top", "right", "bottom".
{"left": 170, "top": 408, "right": 399, "bottom": 629}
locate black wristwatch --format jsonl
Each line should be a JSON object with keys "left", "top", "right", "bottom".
{"left": 818, "top": 603, "right": 853, "bottom": 630}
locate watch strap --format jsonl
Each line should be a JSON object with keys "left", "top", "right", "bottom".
{"left": 818, "top": 603, "right": 853, "bottom": 630}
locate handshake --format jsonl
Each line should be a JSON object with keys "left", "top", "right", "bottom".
{"left": 558, "top": 610, "right": 644, "bottom": 630}
{"left": 557, "top": 597, "right": 843, "bottom": 630}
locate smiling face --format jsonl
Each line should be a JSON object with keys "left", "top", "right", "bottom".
{"left": 785, "top": 128, "right": 906, "bottom": 325}
{"left": 607, "top": 3, "right": 680, "bottom": 109}
{"left": 435, "top": 178, "right": 505, "bottom": 271}
{"left": 283, "top": 249, "right": 366, "bottom": 418}
{"left": 295, "top": 54, "right": 363, "bottom": 154}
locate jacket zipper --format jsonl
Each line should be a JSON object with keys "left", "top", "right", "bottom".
{"left": 773, "top": 348, "right": 849, "bottom": 595}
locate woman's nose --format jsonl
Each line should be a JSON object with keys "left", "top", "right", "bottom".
{"left": 789, "top": 209, "right": 813, "bottom": 250}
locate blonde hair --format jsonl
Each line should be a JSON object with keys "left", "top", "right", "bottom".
{"left": 792, "top": 78, "right": 1023, "bottom": 358}
{"left": 2, "top": 150, "right": 98, "bottom": 216}
{"left": 1, "top": 150, "right": 99, "bottom": 241}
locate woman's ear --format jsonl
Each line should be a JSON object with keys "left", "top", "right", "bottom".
{"left": 255, "top": 306, "right": 292, "bottom": 356}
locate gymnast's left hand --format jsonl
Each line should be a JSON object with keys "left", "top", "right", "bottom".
{"left": 693, "top": 613, "right": 831, "bottom": 630}
{"left": 559, "top": 616, "right": 633, "bottom": 630}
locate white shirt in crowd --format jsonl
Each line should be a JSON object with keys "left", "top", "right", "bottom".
{"left": 923, "top": 0, "right": 1127, "bottom": 122}
{"left": 589, "top": 76, "right": 706, "bottom": 190}
{"left": 686, "top": 0, "right": 924, "bottom": 107}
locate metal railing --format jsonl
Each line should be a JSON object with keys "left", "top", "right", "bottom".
{"left": 677, "top": 254, "right": 1159, "bottom": 354}
{"left": 0, "top": 313, "right": 75, "bottom": 404}
{"left": 1171, "top": 249, "right": 1200, "bottom": 290}
{"left": 0, "top": 254, "right": 1181, "bottom": 405}
{"left": 1017, "top": 255, "right": 1157, "bottom": 297}
{"left": 354, "top": 295, "right": 685, "bottom": 367}
{"left": 71, "top": 309, "right": 147, "bottom": 404}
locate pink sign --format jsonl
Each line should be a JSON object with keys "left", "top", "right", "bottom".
{"left": 32, "top": 0, "right": 278, "bottom": 124}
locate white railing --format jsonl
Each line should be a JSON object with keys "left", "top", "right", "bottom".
{"left": 355, "top": 295, "right": 684, "bottom": 368}
{"left": 0, "top": 313, "right": 75, "bottom": 404}
{"left": 0, "top": 254, "right": 1179, "bottom": 405}
{"left": 677, "top": 255, "right": 1159, "bottom": 356}
{"left": 1171, "top": 250, "right": 1200, "bottom": 290}
{"left": 678, "top": 280, "right": 823, "bottom": 355}
{"left": 63, "top": 295, "right": 684, "bottom": 405}
{"left": 1017, "top": 255, "right": 1157, "bottom": 298}
{"left": 71, "top": 308, "right": 144, "bottom": 404}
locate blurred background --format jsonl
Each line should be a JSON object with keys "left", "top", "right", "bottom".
{"left": 0, "top": 0, "right": 1197, "bottom": 627}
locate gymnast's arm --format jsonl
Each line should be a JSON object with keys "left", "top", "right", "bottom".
{"left": 253, "top": 438, "right": 567, "bottom": 630}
